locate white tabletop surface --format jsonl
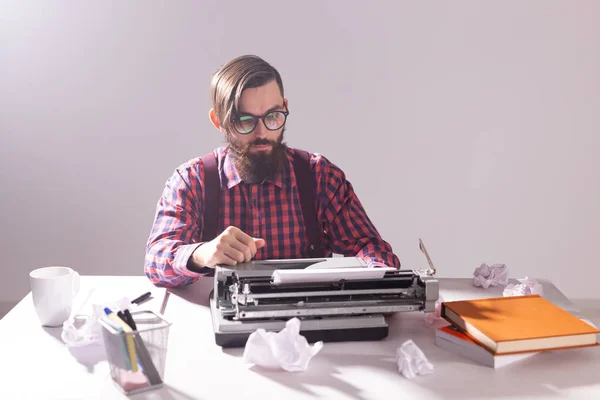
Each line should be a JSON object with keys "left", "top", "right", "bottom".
{"left": 1, "top": 275, "right": 599, "bottom": 400}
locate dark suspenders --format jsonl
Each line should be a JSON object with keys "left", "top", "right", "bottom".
{"left": 292, "top": 149, "right": 326, "bottom": 258}
{"left": 198, "top": 149, "right": 326, "bottom": 258}
{"left": 199, "top": 152, "right": 219, "bottom": 243}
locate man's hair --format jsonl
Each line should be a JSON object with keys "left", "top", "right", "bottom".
{"left": 210, "top": 55, "right": 284, "bottom": 132}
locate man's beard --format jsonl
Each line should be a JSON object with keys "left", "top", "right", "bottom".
{"left": 226, "top": 129, "right": 288, "bottom": 184}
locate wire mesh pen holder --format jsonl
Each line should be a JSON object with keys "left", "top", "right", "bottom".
{"left": 99, "top": 310, "right": 171, "bottom": 395}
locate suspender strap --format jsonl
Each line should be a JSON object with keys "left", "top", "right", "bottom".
{"left": 200, "top": 152, "right": 220, "bottom": 242}
{"left": 292, "top": 149, "right": 326, "bottom": 258}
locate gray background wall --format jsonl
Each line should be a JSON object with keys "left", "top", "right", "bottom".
{"left": 2, "top": 1, "right": 599, "bottom": 315}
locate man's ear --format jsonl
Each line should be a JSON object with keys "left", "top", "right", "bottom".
{"left": 209, "top": 108, "right": 222, "bottom": 131}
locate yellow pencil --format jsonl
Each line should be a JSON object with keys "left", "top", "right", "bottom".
{"left": 104, "top": 308, "right": 138, "bottom": 373}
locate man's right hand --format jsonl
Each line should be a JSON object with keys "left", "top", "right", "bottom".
{"left": 190, "top": 226, "right": 266, "bottom": 269}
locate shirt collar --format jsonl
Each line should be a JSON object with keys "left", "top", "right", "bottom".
{"left": 222, "top": 147, "right": 289, "bottom": 189}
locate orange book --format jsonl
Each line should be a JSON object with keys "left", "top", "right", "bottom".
{"left": 441, "top": 294, "right": 600, "bottom": 355}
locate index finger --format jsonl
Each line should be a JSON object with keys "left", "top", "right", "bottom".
{"left": 232, "top": 229, "right": 257, "bottom": 255}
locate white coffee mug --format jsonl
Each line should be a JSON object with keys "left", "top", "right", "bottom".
{"left": 29, "top": 266, "right": 80, "bottom": 327}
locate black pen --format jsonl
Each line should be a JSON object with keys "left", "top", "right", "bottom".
{"left": 117, "top": 311, "right": 134, "bottom": 330}
{"left": 131, "top": 291, "right": 151, "bottom": 305}
{"left": 123, "top": 309, "right": 137, "bottom": 331}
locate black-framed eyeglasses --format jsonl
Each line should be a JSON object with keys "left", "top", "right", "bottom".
{"left": 231, "top": 108, "right": 289, "bottom": 135}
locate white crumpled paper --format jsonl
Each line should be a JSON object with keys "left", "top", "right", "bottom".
{"left": 473, "top": 263, "right": 509, "bottom": 288}
{"left": 243, "top": 318, "right": 323, "bottom": 372}
{"left": 61, "top": 296, "right": 133, "bottom": 347}
{"left": 61, "top": 305, "right": 105, "bottom": 347}
{"left": 396, "top": 340, "right": 434, "bottom": 379}
{"left": 503, "top": 277, "right": 543, "bottom": 297}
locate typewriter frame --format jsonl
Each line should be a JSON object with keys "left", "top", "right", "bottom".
{"left": 209, "top": 258, "right": 439, "bottom": 348}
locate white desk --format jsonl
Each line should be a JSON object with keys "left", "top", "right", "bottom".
{"left": 1, "top": 276, "right": 599, "bottom": 400}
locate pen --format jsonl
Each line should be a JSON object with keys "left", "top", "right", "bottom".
{"left": 131, "top": 291, "right": 151, "bottom": 305}
{"left": 105, "top": 307, "right": 139, "bottom": 373}
{"left": 117, "top": 311, "right": 129, "bottom": 327}
{"left": 123, "top": 309, "right": 137, "bottom": 331}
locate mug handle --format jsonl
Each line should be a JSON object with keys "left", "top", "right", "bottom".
{"left": 72, "top": 271, "right": 80, "bottom": 298}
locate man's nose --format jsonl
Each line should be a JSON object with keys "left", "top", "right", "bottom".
{"left": 253, "top": 119, "right": 268, "bottom": 138}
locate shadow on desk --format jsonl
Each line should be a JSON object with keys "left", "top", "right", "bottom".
{"left": 43, "top": 324, "right": 108, "bottom": 373}
{"left": 232, "top": 336, "right": 600, "bottom": 400}
{"left": 247, "top": 351, "right": 392, "bottom": 400}
{"left": 165, "top": 277, "right": 213, "bottom": 308}
{"left": 130, "top": 384, "right": 201, "bottom": 400}
{"left": 417, "top": 344, "right": 600, "bottom": 399}
{"left": 218, "top": 321, "right": 421, "bottom": 400}
{"left": 43, "top": 326, "right": 64, "bottom": 342}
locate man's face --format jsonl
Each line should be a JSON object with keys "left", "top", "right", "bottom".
{"left": 225, "top": 80, "right": 289, "bottom": 183}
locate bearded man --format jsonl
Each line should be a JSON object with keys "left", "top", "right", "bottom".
{"left": 144, "top": 55, "right": 400, "bottom": 287}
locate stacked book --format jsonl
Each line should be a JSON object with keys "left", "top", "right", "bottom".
{"left": 435, "top": 294, "right": 600, "bottom": 368}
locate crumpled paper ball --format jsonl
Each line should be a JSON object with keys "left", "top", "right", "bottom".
{"left": 61, "top": 305, "right": 105, "bottom": 347}
{"left": 503, "top": 277, "right": 543, "bottom": 297}
{"left": 396, "top": 339, "right": 434, "bottom": 379}
{"left": 473, "top": 263, "right": 509, "bottom": 289}
{"left": 243, "top": 317, "right": 323, "bottom": 372}
{"left": 61, "top": 297, "right": 133, "bottom": 347}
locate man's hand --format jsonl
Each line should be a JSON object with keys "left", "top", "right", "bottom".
{"left": 190, "top": 226, "right": 266, "bottom": 269}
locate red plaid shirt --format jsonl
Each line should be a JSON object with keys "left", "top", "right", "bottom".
{"left": 144, "top": 146, "right": 400, "bottom": 287}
